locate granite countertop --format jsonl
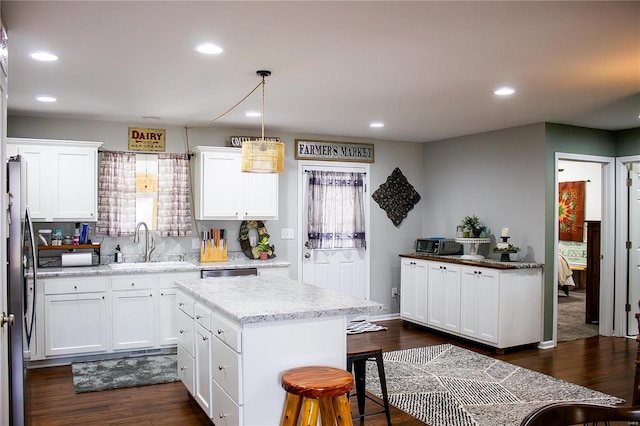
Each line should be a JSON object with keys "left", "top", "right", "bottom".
{"left": 400, "top": 253, "right": 544, "bottom": 269}
{"left": 33, "top": 258, "right": 291, "bottom": 278}
{"left": 175, "top": 276, "right": 386, "bottom": 324}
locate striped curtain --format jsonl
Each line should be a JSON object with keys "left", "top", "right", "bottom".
{"left": 96, "top": 151, "right": 136, "bottom": 236}
{"left": 157, "top": 153, "right": 192, "bottom": 237}
{"left": 307, "top": 171, "right": 366, "bottom": 249}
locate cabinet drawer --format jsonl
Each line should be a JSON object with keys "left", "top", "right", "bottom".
{"left": 212, "top": 380, "right": 243, "bottom": 426}
{"left": 111, "top": 276, "right": 155, "bottom": 291}
{"left": 177, "top": 291, "right": 195, "bottom": 318}
{"left": 177, "top": 346, "right": 195, "bottom": 396}
{"left": 212, "top": 313, "right": 242, "bottom": 352}
{"left": 211, "top": 337, "right": 243, "bottom": 404}
{"left": 194, "top": 303, "right": 211, "bottom": 331}
{"left": 44, "top": 277, "right": 106, "bottom": 295}
{"left": 177, "top": 309, "right": 194, "bottom": 357}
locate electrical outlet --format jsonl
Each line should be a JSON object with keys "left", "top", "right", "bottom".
{"left": 391, "top": 287, "right": 399, "bottom": 298}
{"left": 281, "top": 228, "right": 294, "bottom": 239}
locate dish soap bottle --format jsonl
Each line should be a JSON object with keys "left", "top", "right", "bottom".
{"left": 114, "top": 245, "right": 123, "bottom": 263}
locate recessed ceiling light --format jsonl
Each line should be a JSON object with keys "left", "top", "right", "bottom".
{"left": 245, "top": 111, "right": 261, "bottom": 117}
{"left": 494, "top": 87, "right": 515, "bottom": 96}
{"left": 30, "top": 51, "right": 58, "bottom": 62}
{"left": 36, "top": 95, "right": 56, "bottom": 103}
{"left": 369, "top": 122, "right": 384, "bottom": 128}
{"left": 195, "top": 43, "right": 223, "bottom": 55}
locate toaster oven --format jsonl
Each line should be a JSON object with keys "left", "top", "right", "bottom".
{"left": 415, "top": 238, "right": 462, "bottom": 255}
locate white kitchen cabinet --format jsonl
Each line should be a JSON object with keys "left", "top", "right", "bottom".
{"left": 7, "top": 138, "right": 102, "bottom": 222}
{"left": 194, "top": 303, "right": 213, "bottom": 418}
{"left": 460, "top": 266, "right": 500, "bottom": 343}
{"left": 111, "top": 276, "right": 156, "bottom": 351}
{"left": 400, "top": 256, "right": 543, "bottom": 351}
{"left": 400, "top": 258, "right": 428, "bottom": 324}
{"left": 177, "top": 291, "right": 195, "bottom": 395}
{"left": 43, "top": 276, "right": 108, "bottom": 357}
{"left": 156, "top": 272, "right": 195, "bottom": 346}
{"left": 427, "top": 261, "right": 461, "bottom": 332}
{"left": 191, "top": 146, "right": 278, "bottom": 220}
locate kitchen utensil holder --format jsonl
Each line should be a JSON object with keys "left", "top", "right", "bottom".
{"left": 200, "top": 243, "right": 227, "bottom": 262}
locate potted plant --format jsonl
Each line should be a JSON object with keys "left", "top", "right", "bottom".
{"left": 461, "top": 215, "right": 484, "bottom": 237}
{"left": 257, "top": 236, "right": 272, "bottom": 260}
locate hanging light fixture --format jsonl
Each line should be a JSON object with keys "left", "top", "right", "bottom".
{"left": 241, "top": 70, "right": 285, "bottom": 173}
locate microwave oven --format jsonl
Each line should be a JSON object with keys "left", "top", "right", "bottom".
{"left": 415, "top": 238, "right": 463, "bottom": 255}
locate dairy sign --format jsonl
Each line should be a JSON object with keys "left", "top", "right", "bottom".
{"left": 295, "top": 139, "right": 374, "bottom": 163}
{"left": 128, "top": 127, "right": 166, "bottom": 152}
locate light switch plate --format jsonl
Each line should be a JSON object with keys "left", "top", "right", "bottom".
{"left": 281, "top": 228, "right": 294, "bottom": 239}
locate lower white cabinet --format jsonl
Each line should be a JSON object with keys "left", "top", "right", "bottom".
{"left": 400, "top": 258, "right": 428, "bottom": 323}
{"left": 427, "top": 262, "right": 460, "bottom": 332}
{"left": 400, "top": 256, "right": 542, "bottom": 351}
{"left": 43, "top": 276, "right": 108, "bottom": 357}
{"left": 37, "top": 271, "right": 199, "bottom": 360}
{"left": 111, "top": 276, "right": 156, "bottom": 350}
{"left": 194, "top": 317, "right": 213, "bottom": 417}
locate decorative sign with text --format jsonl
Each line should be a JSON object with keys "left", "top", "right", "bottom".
{"left": 229, "top": 135, "right": 281, "bottom": 148}
{"left": 295, "top": 139, "right": 374, "bottom": 163}
{"left": 128, "top": 127, "right": 166, "bottom": 152}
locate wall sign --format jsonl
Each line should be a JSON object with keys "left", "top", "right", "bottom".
{"left": 229, "top": 135, "right": 281, "bottom": 148}
{"left": 295, "top": 139, "right": 374, "bottom": 163}
{"left": 128, "top": 127, "right": 166, "bottom": 152}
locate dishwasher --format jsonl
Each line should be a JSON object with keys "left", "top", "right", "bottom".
{"left": 200, "top": 268, "right": 258, "bottom": 278}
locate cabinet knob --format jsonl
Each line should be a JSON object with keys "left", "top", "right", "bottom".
{"left": 218, "top": 365, "right": 225, "bottom": 370}
{"left": 180, "top": 366, "right": 186, "bottom": 371}
{"left": 179, "top": 329, "right": 185, "bottom": 334}
{"left": 202, "top": 336, "right": 208, "bottom": 341}
{"left": 179, "top": 302, "right": 184, "bottom": 307}
{"left": 219, "top": 413, "right": 227, "bottom": 419}
{"left": 131, "top": 283, "right": 135, "bottom": 287}
{"left": 196, "top": 315, "right": 202, "bottom": 319}
{"left": 217, "top": 329, "right": 224, "bottom": 335}
{"left": 74, "top": 285, "right": 77, "bottom": 290}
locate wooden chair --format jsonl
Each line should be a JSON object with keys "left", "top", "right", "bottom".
{"left": 519, "top": 402, "right": 640, "bottom": 425}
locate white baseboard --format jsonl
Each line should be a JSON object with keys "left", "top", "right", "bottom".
{"left": 537, "top": 340, "right": 555, "bottom": 350}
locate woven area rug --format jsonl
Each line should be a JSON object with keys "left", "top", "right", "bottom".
{"left": 71, "top": 354, "right": 178, "bottom": 393}
{"left": 365, "top": 344, "right": 624, "bottom": 426}
{"left": 347, "top": 319, "right": 388, "bottom": 334}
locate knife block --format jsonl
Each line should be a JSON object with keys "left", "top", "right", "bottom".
{"left": 200, "top": 243, "right": 227, "bottom": 262}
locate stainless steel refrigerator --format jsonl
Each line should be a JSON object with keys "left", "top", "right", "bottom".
{"left": 7, "top": 155, "right": 37, "bottom": 425}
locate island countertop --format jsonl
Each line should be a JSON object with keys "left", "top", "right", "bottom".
{"left": 175, "top": 275, "right": 385, "bottom": 324}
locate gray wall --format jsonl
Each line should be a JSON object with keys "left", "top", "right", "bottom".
{"left": 421, "top": 123, "right": 546, "bottom": 261}
{"left": 8, "top": 115, "right": 424, "bottom": 316}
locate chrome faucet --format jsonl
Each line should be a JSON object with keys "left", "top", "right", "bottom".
{"left": 134, "top": 221, "right": 156, "bottom": 262}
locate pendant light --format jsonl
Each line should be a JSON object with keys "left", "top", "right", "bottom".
{"left": 241, "top": 70, "right": 285, "bottom": 173}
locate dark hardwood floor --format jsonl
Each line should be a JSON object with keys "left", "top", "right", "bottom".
{"left": 26, "top": 319, "right": 637, "bottom": 426}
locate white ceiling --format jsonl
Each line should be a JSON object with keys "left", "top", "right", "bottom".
{"left": 2, "top": 1, "right": 639, "bottom": 143}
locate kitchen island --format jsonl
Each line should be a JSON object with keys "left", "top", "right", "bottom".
{"left": 175, "top": 275, "right": 384, "bottom": 426}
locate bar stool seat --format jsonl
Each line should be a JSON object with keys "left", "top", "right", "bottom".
{"left": 280, "top": 365, "right": 354, "bottom": 426}
{"left": 346, "top": 340, "right": 392, "bottom": 426}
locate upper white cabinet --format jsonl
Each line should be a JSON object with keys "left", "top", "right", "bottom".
{"left": 7, "top": 138, "right": 103, "bottom": 222}
{"left": 191, "top": 146, "right": 278, "bottom": 220}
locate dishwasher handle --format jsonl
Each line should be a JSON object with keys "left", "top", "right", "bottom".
{"left": 201, "top": 268, "right": 258, "bottom": 278}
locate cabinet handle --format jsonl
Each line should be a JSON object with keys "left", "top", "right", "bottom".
{"left": 180, "top": 366, "right": 186, "bottom": 371}
{"left": 202, "top": 336, "right": 208, "bottom": 341}
{"left": 196, "top": 315, "right": 202, "bottom": 319}
{"left": 102, "top": 296, "right": 105, "bottom": 300}
{"left": 161, "top": 292, "right": 164, "bottom": 296}
{"left": 219, "top": 413, "right": 227, "bottom": 419}
{"left": 179, "top": 329, "right": 185, "bottom": 334}
{"left": 131, "top": 283, "right": 135, "bottom": 287}
{"left": 179, "top": 302, "right": 184, "bottom": 307}
{"left": 74, "top": 285, "right": 77, "bottom": 290}
{"left": 218, "top": 365, "right": 225, "bottom": 370}
{"left": 149, "top": 294, "right": 152, "bottom": 297}
{"left": 217, "top": 329, "right": 224, "bottom": 335}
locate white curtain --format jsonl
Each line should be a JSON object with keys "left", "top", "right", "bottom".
{"left": 96, "top": 151, "right": 136, "bottom": 236}
{"left": 157, "top": 153, "right": 192, "bottom": 237}
{"left": 307, "top": 170, "right": 366, "bottom": 249}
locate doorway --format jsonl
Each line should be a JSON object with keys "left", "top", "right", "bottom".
{"left": 297, "top": 161, "right": 371, "bottom": 301}
{"left": 554, "top": 153, "right": 615, "bottom": 344}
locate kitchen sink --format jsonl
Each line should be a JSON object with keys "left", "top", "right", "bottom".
{"left": 108, "top": 261, "right": 196, "bottom": 270}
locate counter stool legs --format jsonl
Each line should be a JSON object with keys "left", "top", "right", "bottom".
{"left": 346, "top": 342, "right": 392, "bottom": 426}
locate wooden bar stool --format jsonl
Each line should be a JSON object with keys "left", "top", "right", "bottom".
{"left": 346, "top": 341, "right": 392, "bottom": 426}
{"left": 280, "top": 365, "right": 354, "bottom": 426}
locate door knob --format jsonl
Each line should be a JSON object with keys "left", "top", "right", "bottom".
{"left": 1, "top": 312, "right": 15, "bottom": 328}
{"left": 304, "top": 252, "right": 311, "bottom": 259}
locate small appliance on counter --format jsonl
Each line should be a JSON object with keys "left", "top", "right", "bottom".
{"left": 415, "top": 238, "right": 463, "bottom": 255}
